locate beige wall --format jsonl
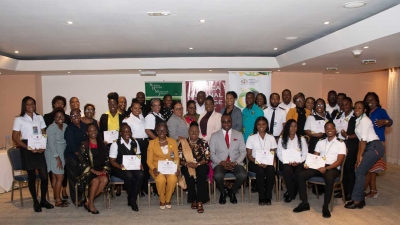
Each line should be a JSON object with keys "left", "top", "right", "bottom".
{"left": 0, "top": 74, "right": 40, "bottom": 147}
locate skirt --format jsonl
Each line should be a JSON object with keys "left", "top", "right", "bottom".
{"left": 20, "top": 140, "right": 47, "bottom": 170}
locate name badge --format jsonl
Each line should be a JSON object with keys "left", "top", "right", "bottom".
{"left": 32, "top": 126, "right": 39, "bottom": 135}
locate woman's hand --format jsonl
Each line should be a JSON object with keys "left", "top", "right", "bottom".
{"left": 56, "top": 159, "right": 63, "bottom": 169}
{"left": 317, "top": 167, "right": 326, "bottom": 174}
{"left": 290, "top": 162, "right": 299, "bottom": 167}
{"left": 375, "top": 119, "right": 388, "bottom": 128}
{"left": 120, "top": 164, "right": 125, "bottom": 170}
{"left": 175, "top": 169, "right": 180, "bottom": 176}
{"left": 187, "top": 162, "right": 197, "bottom": 168}
{"left": 153, "top": 168, "right": 160, "bottom": 177}
{"left": 313, "top": 132, "right": 324, "bottom": 138}
{"left": 304, "top": 164, "right": 309, "bottom": 169}
{"left": 340, "top": 130, "right": 347, "bottom": 138}
{"left": 38, "top": 149, "right": 45, "bottom": 153}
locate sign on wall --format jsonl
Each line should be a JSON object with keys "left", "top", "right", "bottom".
{"left": 228, "top": 71, "right": 272, "bottom": 109}
{"left": 145, "top": 82, "right": 182, "bottom": 101}
{"left": 185, "top": 80, "right": 226, "bottom": 112}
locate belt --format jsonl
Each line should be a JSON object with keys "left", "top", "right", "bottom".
{"left": 135, "top": 138, "right": 149, "bottom": 141}
{"left": 367, "top": 140, "right": 380, "bottom": 145}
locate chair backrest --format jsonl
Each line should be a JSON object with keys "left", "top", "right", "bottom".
{"left": 7, "top": 147, "right": 21, "bottom": 177}
{"left": 338, "top": 149, "right": 348, "bottom": 183}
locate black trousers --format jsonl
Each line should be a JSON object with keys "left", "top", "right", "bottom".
{"left": 111, "top": 167, "right": 144, "bottom": 203}
{"left": 298, "top": 168, "right": 340, "bottom": 205}
{"left": 279, "top": 161, "right": 304, "bottom": 198}
{"left": 137, "top": 139, "right": 150, "bottom": 192}
{"left": 213, "top": 164, "right": 246, "bottom": 194}
{"left": 65, "top": 156, "right": 83, "bottom": 204}
{"left": 248, "top": 161, "right": 275, "bottom": 199}
{"left": 181, "top": 164, "right": 209, "bottom": 203}
{"left": 343, "top": 143, "right": 358, "bottom": 196}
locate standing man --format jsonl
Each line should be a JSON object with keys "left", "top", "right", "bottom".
{"left": 242, "top": 92, "right": 264, "bottom": 142}
{"left": 210, "top": 115, "right": 247, "bottom": 204}
{"left": 136, "top": 91, "right": 149, "bottom": 117}
{"left": 118, "top": 96, "right": 128, "bottom": 117}
{"left": 161, "top": 94, "right": 173, "bottom": 122}
{"left": 279, "top": 89, "right": 296, "bottom": 113}
{"left": 326, "top": 90, "right": 340, "bottom": 119}
{"left": 264, "top": 93, "right": 287, "bottom": 141}
{"left": 335, "top": 93, "right": 347, "bottom": 118}
{"left": 196, "top": 91, "right": 206, "bottom": 114}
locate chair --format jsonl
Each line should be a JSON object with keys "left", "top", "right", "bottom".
{"left": 306, "top": 154, "right": 347, "bottom": 212}
{"left": 107, "top": 175, "right": 140, "bottom": 209}
{"left": 7, "top": 147, "right": 49, "bottom": 206}
{"left": 179, "top": 178, "right": 212, "bottom": 205}
{"left": 247, "top": 157, "right": 279, "bottom": 203}
{"left": 213, "top": 173, "right": 244, "bottom": 204}
{"left": 275, "top": 158, "right": 284, "bottom": 202}
{"left": 147, "top": 177, "right": 179, "bottom": 207}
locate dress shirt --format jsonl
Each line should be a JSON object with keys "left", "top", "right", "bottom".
{"left": 264, "top": 107, "right": 287, "bottom": 136}
{"left": 196, "top": 102, "right": 205, "bottom": 114}
{"left": 304, "top": 113, "right": 328, "bottom": 133}
{"left": 145, "top": 113, "right": 163, "bottom": 130}
{"left": 315, "top": 138, "right": 346, "bottom": 168}
{"left": 123, "top": 113, "right": 148, "bottom": 138}
{"left": 246, "top": 133, "right": 277, "bottom": 159}
{"left": 355, "top": 114, "right": 379, "bottom": 142}
{"left": 278, "top": 102, "right": 296, "bottom": 114}
{"left": 277, "top": 136, "right": 308, "bottom": 162}
{"left": 109, "top": 139, "right": 141, "bottom": 158}
{"left": 13, "top": 113, "right": 46, "bottom": 139}
{"left": 326, "top": 104, "right": 340, "bottom": 116}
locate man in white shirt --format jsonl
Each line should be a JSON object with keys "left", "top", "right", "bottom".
{"left": 326, "top": 90, "right": 340, "bottom": 117}
{"left": 195, "top": 91, "right": 206, "bottom": 114}
{"left": 293, "top": 122, "right": 346, "bottom": 218}
{"left": 278, "top": 89, "right": 295, "bottom": 113}
{"left": 264, "top": 93, "right": 287, "bottom": 140}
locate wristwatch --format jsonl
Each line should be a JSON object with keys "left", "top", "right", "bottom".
{"left": 197, "top": 163, "right": 201, "bottom": 167}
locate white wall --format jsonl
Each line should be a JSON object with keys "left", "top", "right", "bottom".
{"left": 42, "top": 72, "right": 229, "bottom": 118}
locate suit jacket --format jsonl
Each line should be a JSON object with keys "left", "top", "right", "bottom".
{"left": 198, "top": 111, "right": 222, "bottom": 141}
{"left": 209, "top": 129, "right": 246, "bottom": 168}
{"left": 286, "top": 107, "right": 311, "bottom": 122}
{"left": 147, "top": 137, "right": 179, "bottom": 175}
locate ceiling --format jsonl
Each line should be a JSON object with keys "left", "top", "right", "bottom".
{"left": 0, "top": 0, "right": 399, "bottom": 60}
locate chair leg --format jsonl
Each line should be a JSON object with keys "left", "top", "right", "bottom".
{"left": 213, "top": 181, "right": 216, "bottom": 204}
{"left": 36, "top": 180, "right": 39, "bottom": 196}
{"left": 316, "top": 185, "right": 319, "bottom": 199}
{"left": 148, "top": 182, "right": 151, "bottom": 207}
{"left": 75, "top": 183, "right": 78, "bottom": 209}
{"left": 176, "top": 183, "right": 179, "bottom": 206}
{"left": 241, "top": 184, "right": 244, "bottom": 203}
{"left": 248, "top": 179, "right": 252, "bottom": 203}
{"left": 19, "top": 182, "right": 23, "bottom": 207}
{"left": 341, "top": 184, "right": 346, "bottom": 203}
{"left": 111, "top": 184, "right": 115, "bottom": 199}
{"left": 208, "top": 181, "right": 211, "bottom": 205}
{"left": 11, "top": 181, "right": 15, "bottom": 202}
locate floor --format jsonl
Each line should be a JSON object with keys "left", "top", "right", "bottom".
{"left": 1, "top": 163, "right": 399, "bottom": 225}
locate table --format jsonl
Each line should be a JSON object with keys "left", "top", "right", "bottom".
{"left": 0, "top": 150, "right": 13, "bottom": 193}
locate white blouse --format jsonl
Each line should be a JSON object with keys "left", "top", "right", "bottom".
{"left": 277, "top": 135, "right": 308, "bottom": 163}
{"left": 334, "top": 111, "right": 353, "bottom": 140}
{"left": 246, "top": 133, "right": 277, "bottom": 159}
{"left": 109, "top": 139, "right": 141, "bottom": 158}
{"left": 123, "top": 113, "right": 148, "bottom": 138}
{"left": 355, "top": 114, "right": 379, "bottom": 142}
{"left": 315, "top": 138, "right": 346, "bottom": 168}
{"left": 13, "top": 114, "right": 46, "bottom": 139}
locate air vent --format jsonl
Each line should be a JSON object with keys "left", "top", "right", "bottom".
{"left": 362, "top": 59, "right": 377, "bottom": 65}
{"left": 326, "top": 67, "right": 338, "bottom": 71}
{"left": 148, "top": 12, "right": 170, "bottom": 16}
{"left": 140, "top": 71, "right": 156, "bottom": 76}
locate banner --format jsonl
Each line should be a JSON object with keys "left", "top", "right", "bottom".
{"left": 185, "top": 80, "right": 226, "bottom": 112}
{"left": 228, "top": 71, "right": 272, "bottom": 109}
{"left": 145, "top": 82, "right": 182, "bottom": 101}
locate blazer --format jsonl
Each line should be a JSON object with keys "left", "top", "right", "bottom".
{"left": 220, "top": 106, "right": 243, "bottom": 132}
{"left": 147, "top": 137, "right": 179, "bottom": 173}
{"left": 99, "top": 113, "right": 124, "bottom": 140}
{"left": 198, "top": 111, "right": 222, "bottom": 141}
{"left": 209, "top": 129, "right": 246, "bottom": 168}
{"left": 286, "top": 107, "right": 311, "bottom": 122}
{"left": 167, "top": 114, "right": 189, "bottom": 140}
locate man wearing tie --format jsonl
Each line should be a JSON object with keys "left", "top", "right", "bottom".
{"left": 210, "top": 115, "right": 247, "bottom": 204}
{"left": 264, "top": 93, "right": 287, "bottom": 142}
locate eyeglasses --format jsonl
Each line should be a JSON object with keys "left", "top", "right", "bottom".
{"left": 174, "top": 108, "right": 183, "bottom": 111}
{"left": 295, "top": 99, "right": 303, "bottom": 102}
{"left": 71, "top": 114, "right": 81, "bottom": 118}
{"left": 316, "top": 104, "right": 324, "bottom": 107}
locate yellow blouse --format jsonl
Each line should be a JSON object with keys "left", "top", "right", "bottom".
{"left": 107, "top": 111, "right": 120, "bottom": 131}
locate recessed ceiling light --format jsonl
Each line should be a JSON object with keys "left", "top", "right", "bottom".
{"left": 285, "top": 37, "right": 298, "bottom": 40}
{"left": 364, "top": 46, "right": 369, "bottom": 49}
{"left": 343, "top": 1, "right": 366, "bottom": 9}
{"left": 209, "top": 70, "right": 212, "bottom": 71}
{"left": 277, "top": 70, "right": 281, "bottom": 72}
{"left": 199, "top": 20, "right": 206, "bottom": 23}
{"left": 67, "top": 21, "right": 73, "bottom": 25}
{"left": 14, "top": 51, "right": 19, "bottom": 53}
{"left": 324, "top": 21, "right": 330, "bottom": 25}
{"left": 189, "top": 47, "right": 194, "bottom": 50}
{"left": 138, "top": 70, "right": 141, "bottom": 71}
{"left": 274, "top": 48, "right": 278, "bottom": 50}
{"left": 148, "top": 12, "right": 170, "bottom": 16}
{"left": 67, "top": 72, "right": 71, "bottom": 74}
{"left": 335, "top": 72, "right": 340, "bottom": 74}
{"left": 302, "top": 63, "right": 306, "bottom": 65}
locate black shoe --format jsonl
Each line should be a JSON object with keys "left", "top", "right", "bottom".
{"left": 283, "top": 191, "right": 289, "bottom": 198}
{"left": 284, "top": 196, "right": 293, "bottom": 203}
{"left": 265, "top": 199, "right": 271, "bottom": 205}
{"left": 89, "top": 209, "right": 100, "bottom": 214}
{"left": 228, "top": 189, "right": 237, "bottom": 204}
{"left": 258, "top": 199, "right": 266, "bottom": 205}
{"left": 345, "top": 200, "right": 365, "bottom": 209}
{"left": 131, "top": 203, "right": 139, "bottom": 211}
{"left": 40, "top": 201, "right": 54, "bottom": 209}
{"left": 33, "top": 202, "right": 42, "bottom": 212}
{"left": 322, "top": 205, "right": 331, "bottom": 218}
{"left": 334, "top": 192, "right": 343, "bottom": 198}
{"left": 293, "top": 203, "right": 310, "bottom": 213}
{"left": 345, "top": 195, "right": 352, "bottom": 202}
{"left": 219, "top": 192, "right": 227, "bottom": 204}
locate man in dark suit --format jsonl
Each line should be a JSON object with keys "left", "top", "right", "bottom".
{"left": 210, "top": 115, "right": 247, "bottom": 204}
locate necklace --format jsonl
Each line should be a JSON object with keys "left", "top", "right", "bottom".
{"left": 159, "top": 139, "right": 167, "bottom": 144}
{"left": 323, "top": 139, "right": 334, "bottom": 160}
{"left": 189, "top": 138, "right": 198, "bottom": 145}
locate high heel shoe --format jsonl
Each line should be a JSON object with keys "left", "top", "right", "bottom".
{"left": 365, "top": 190, "right": 379, "bottom": 199}
{"left": 88, "top": 209, "right": 99, "bottom": 214}
{"left": 159, "top": 202, "right": 166, "bottom": 210}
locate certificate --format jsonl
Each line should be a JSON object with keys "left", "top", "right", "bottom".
{"left": 122, "top": 155, "right": 141, "bottom": 170}
{"left": 281, "top": 148, "right": 302, "bottom": 164}
{"left": 158, "top": 160, "right": 178, "bottom": 174}
{"left": 304, "top": 153, "right": 325, "bottom": 170}
{"left": 311, "top": 120, "right": 326, "bottom": 133}
{"left": 27, "top": 134, "right": 47, "bottom": 150}
{"left": 104, "top": 130, "right": 119, "bottom": 143}
{"left": 334, "top": 119, "right": 347, "bottom": 132}
{"left": 255, "top": 150, "right": 274, "bottom": 165}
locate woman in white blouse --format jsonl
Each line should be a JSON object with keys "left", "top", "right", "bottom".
{"left": 345, "top": 101, "right": 384, "bottom": 209}
{"left": 277, "top": 119, "right": 308, "bottom": 203}
{"left": 304, "top": 98, "right": 329, "bottom": 153}
{"left": 198, "top": 96, "right": 222, "bottom": 141}
{"left": 246, "top": 116, "right": 276, "bottom": 206}
{"left": 12, "top": 96, "right": 54, "bottom": 212}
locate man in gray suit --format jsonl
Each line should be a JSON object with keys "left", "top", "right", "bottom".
{"left": 210, "top": 115, "right": 247, "bottom": 204}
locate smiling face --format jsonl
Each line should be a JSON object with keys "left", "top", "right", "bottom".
{"left": 294, "top": 96, "right": 305, "bottom": 108}
{"left": 156, "top": 124, "right": 168, "bottom": 139}
{"left": 163, "top": 96, "right": 172, "bottom": 108}
{"left": 87, "top": 125, "right": 98, "bottom": 140}
{"left": 282, "top": 90, "right": 291, "bottom": 104}
{"left": 70, "top": 97, "right": 80, "bottom": 110}
{"left": 245, "top": 93, "right": 255, "bottom": 106}
{"left": 151, "top": 99, "right": 161, "bottom": 114}
{"left": 365, "top": 94, "right": 377, "bottom": 110}
{"left": 188, "top": 125, "right": 200, "bottom": 141}
{"left": 70, "top": 110, "right": 81, "bottom": 126}
{"left": 325, "top": 123, "right": 336, "bottom": 138}
{"left": 305, "top": 98, "right": 314, "bottom": 111}
{"left": 173, "top": 102, "right": 183, "bottom": 117}
{"left": 226, "top": 93, "right": 235, "bottom": 107}
{"left": 108, "top": 99, "right": 118, "bottom": 114}
{"left": 205, "top": 99, "right": 214, "bottom": 113}
{"left": 187, "top": 102, "right": 196, "bottom": 115}
{"left": 221, "top": 115, "right": 232, "bottom": 131}
{"left": 342, "top": 99, "right": 352, "bottom": 114}
{"left": 54, "top": 111, "right": 65, "bottom": 125}
{"left": 118, "top": 97, "right": 127, "bottom": 112}
{"left": 84, "top": 105, "right": 95, "bottom": 119}
{"left": 256, "top": 94, "right": 265, "bottom": 107}
{"left": 353, "top": 102, "right": 365, "bottom": 118}
{"left": 256, "top": 119, "right": 268, "bottom": 133}
{"left": 289, "top": 121, "right": 297, "bottom": 136}
{"left": 25, "top": 99, "right": 36, "bottom": 114}
{"left": 197, "top": 92, "right": 205, "bottom": 105}
{"left": 131, "top": 102, "right": 142, "bottom": 117}
{"left": 120, "top": 125, "right": 132, "bottom": 143}
{"left": 315, "top": 99, "right": 325, "bottom": 114}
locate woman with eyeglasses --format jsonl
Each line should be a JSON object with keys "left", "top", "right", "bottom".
{"left": 167, "top": 102, "right": 189, "bottom": 140}
{"left": 304, "top": 98, "right": 329, "bottom": 154}
{"left": 286, "top": 93, "right": 311, "bottom": 137}
{"left": 220, "top": 91, "right": 242, "bottom": 132}
{"left": 81, "top": 103, "right": 99, "bottom": 131}
{"left": 184, "top": 100, "right": 199, "bottom": 125}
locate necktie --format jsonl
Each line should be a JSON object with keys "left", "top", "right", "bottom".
{"left": 225, "top": 131, "right": 230, "bottom": 162}
{"left": 270, "top": 109, "right": 275, "bottom": 135}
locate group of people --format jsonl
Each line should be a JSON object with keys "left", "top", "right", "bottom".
{"left": 11, "top": 88, "right": 392, "bottom": 218}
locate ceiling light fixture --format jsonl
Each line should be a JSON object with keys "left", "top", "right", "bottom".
{"left": 274, "top": 48, "right": 278, "bottom": 50}
{"left": 302, "top": 63, "right": 306, "bottom": 65}
{"left": 138, "top": 70, "right": 141, "bottom": 71}
{"left": 148, "top": 12, "right": 170, "bottom": 16}
{"left": 364, "top": 46, "right": 369, "bottom": 49}
{"left": 209, "top": 70, "right": 212, "bottom": 71}
{"left": 15, "top": 51, "right": 19, "bottom": 53}
{"left": 189, "top": 47, "right": 193, "bottom": 50}
{"left": 343, "top": 1, "right": 366, "bottom": 8}
{"left": 335, "top": 72, "right": 340, "bottom": 74}
{"left": 285, "top": 37, "right": 298, "bottom": 40}
{"left": 324, "top": 21, "right": 330, "bottom": 25}
{"left": 67, "top": 21, "right": 73, "bottom": 25}
{"left": 277, "top": 70, "right": 281, "bottom": 72}
{"left": 67, "top": 72, "right": 71, "bottom": 74}
{"left": 199, "top": 19, "right": 206, "bottom": 23}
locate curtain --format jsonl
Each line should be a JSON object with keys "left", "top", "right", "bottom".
{"left": 386, "top": 68, "right": 400, "bottom": 165}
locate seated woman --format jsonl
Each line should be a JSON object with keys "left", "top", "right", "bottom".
{"left": 246, "top": 116, "right": 277, "bottom": 205}
{"left": 293, "top": 122, "right": 346, "bottom": 218}
{"left": 147, "top": 123, "right": 180, "bottom": 209}
{"left": 77, "top": 124, "right": 110, "bottom": 214}
{"left": 277, "top": 119, "right": 308, "bottom": 203}
{"left": 178, "top": 121, "right": 210, "bottom": 213}
{"left": 109, "top": 123, "right": 144, "bottom": 211}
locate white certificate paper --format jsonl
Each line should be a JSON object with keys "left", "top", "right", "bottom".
{"left": 311, "top": 120, "right": 326, "bottom": 133}
{"left": 104, "top": 130, "right": 119, "bottom": 143}
{"left": 28, "top": 134, "right": 47, "bottom": 150}
{"left": 122, "top": 155, "right": 141, "bottom": 170}
{"left": 281, "top": 148, "right": 302, "bottom": 164}
{"left": 158, "top": 160, "right": 177, "bottom": 174}
{"left": 334, "top": 119, "right": 347, "bottom": 132}
{"left": 305, "top": 153, "right": 325, "bottom": 170}
{"left": 255, "top": 150, "right": 274, "bottom": 165}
